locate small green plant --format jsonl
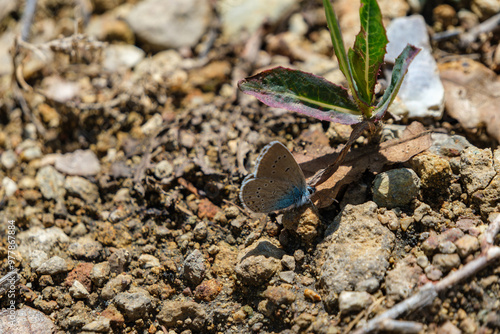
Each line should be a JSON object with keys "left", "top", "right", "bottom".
{"left": 238, "top": 0, "right": 420, "bottom": 127}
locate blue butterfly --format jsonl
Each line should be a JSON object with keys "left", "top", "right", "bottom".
{"left": 240, "top": 141, "right": 315, "bottom": 213}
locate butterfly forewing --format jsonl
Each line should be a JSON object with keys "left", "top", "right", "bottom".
{"left": 253, "top": 141, "right": 307, "bottom": 189}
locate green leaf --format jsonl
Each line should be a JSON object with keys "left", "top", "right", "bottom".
{"left": 373, "top": 44, "right": 421, "bottom": 121}
{"left": 348, "top": 0, "right": 388, "bottom": 106}
{"left": 322, "top": 0, "right": 356, "bottom": 97}
{"left": 238, "top": 67, "right": 363, "bottom": 125}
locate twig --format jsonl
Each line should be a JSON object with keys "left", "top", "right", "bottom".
{"left": 0, "top": 270, "right": 20, "bottom": 297}
{"left": 432, "top": 12, "right": 500, "bottom": 47}
{"left": 460, "top": 12, "right": 500, "bottom": 47}
{"left": 377, "top": 319, "right": 424, "bottom": 333}
{"left": 20, "top": 0, "right": 37, "bottom": 41}
{"left": 352, "top": 214, "right": 500, "bottom": 334}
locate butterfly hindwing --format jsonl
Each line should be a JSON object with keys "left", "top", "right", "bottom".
{"left": 240, "top": 141, "right": 311, "bottom": 213}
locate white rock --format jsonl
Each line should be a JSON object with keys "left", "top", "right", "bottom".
{"left": 2, "top": 177, "right": 17, "bottom": 197}
{"left": 69, "top": 280, "right": 89, "bottom": 298}
{"left": 103, "top": 44, "right": 145, "bottom": 72}
{"left": 218, "top": 0, "right": 299, "bottom": 42}
{"left": 385, "top": 15, "right": 444, "bottom": 119}
{"left": 339, "top": 291, "right": 374, "bottom": 313}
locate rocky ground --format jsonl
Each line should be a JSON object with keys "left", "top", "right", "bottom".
{"left": 0, "top": 0, "right": 499, "bottom": 333}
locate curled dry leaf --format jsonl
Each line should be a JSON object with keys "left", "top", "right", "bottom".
{"left": 298, "top": 122, "right": 432, "bottom": 208}
{"left": 439, "top": 58, "right": 500, "bottom": 142}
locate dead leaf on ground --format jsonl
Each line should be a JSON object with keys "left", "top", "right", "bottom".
{"left": 297, "top": 122, "right": 432, "bottom": 208}
{"left": 439, "top": 58, "right": 500, "bottom": 142}
{"left": 0, "top": 306, "right": 56, "bottom": 334}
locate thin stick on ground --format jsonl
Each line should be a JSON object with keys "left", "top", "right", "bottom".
{"left": 352, "top": 213, "right": 500, "bottom": 334}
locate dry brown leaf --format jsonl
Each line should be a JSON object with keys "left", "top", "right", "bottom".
{"left": 0, "top": 306, "right": 57, "bottom": 334}
{"left": 298, "top": 122, "right": 432, "bottom": 208}
{"left": 439, "top": 58, "right": 500, "bottom": 142}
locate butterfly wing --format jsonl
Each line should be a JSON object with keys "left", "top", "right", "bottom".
{"left": 240, "top": 141, "right": 310, "bottom": 213}
{"left": 253, "top": 141, "right": 307, "bottom": 190}
{"left": 240, "top": 177, "right": 308, "bottom": 213}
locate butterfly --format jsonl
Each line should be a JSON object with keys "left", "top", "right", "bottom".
{"left": 240, "top": 141, "right": 315, "bottom": 213}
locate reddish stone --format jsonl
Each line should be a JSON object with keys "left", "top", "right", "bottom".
{"left": 194, "top": 279, "right": 222, "bottom": 302}
{"left": 198, "top": 198, "right": 220, "bottom": 220}
{"left": 101, "top": 304, "right": 125, "bottom": 326}
{"left": 65, "top": 262, "right": 94, "bottom": 292}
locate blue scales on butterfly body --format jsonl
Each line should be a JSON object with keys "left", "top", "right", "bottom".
{"left": 240, "top": 141, "right": 314, "bottom": 213}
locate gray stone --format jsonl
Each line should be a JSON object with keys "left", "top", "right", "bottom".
{"left": 126, "top": 0, "right": 211, "bottom": 50}
{"left": 17, "top": 226, "right": 70, "bottom": 257}
{"left": 109, "top": 249, "right": 131, "bottom": 273}
{"left": 385, "top": 255, "right": 423, "bottom": 301}
{"left": 68, "top": 237, "right": 103, "bottom": 261}
{"left": 36, "top": 166, "right": 65, "bottom": 200}
{"left": 217, "top": 0, "right": 299, "bottom": 43}
{"left": 338, "top": 291, "right": 373, "bottom": 313}
{"left": 54, "top": 149, "right": 101, "bottom": 176}
{"left": 355, "top": 278, "right": 380, "bottom": 293}
{"left": 101, "top": 273, "right": 133, "bottom": 300}
{"left": 427, "top": 134, "right": 472, "bottom": 157}
{"left": 385, "top": 15, "right": 444, "bottom": 119}
{"left": 235, "top": 238, "right": 285, "bottom": 286}
{"left": 157, "top": 301, "right": 207, "bottom": 330}
{"left": 193, "top": 221, "right": 208, "bottom": 241}
{"left": 1, "top": 150, "right": 17, "bottom": 169}
{"left": 460, "top": 147, "right": 496, "bottom": 195}
{"left": 279, "top": 271, "right": 295, "bottom": 284}
{"left": 114, "top": 288, "right": 152, "bottom": 321}
{"left": 316, "top": 202, "right": 395, "bottom": 308}
{"left": 425, "top": 265, "right": 443, "bottom": 280}
{"left": 37, "top": 256, "right": 67, "bottom": 275}
{"left": 90, "top": 261, "right": 110, "bottom": 287}
{"left": 372, "top": 168, "right": 421, "bottom": 208}
{"left": 139, "top": 254, "right": 160, "bottom": 268}
{"left": 65, "top": 176, "right": 99, "bottom": 203}
{"left": 182, "top": 249, "right": 207, "bottom": 286}
{"left": 432, "top": 253, "right": 461, "bottom": 272}
{"left": 29, "top": 250, "right": 48, "bottom": 271}
{"left": 439, "top": 240, "right": 457, "bottom": 254}
{"left": 281, "top": 255, "right": 296, "bottom": 271}
{"left": 81, "top": 317, "right": 111, "bottom": 332}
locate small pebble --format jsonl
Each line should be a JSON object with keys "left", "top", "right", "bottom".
{"left": 432, "top": 253, "right": 461, "bottom": 272}
{"left": 425, "top": 265, "right": 443, "bottom": 280}
{"left": 1, "top": 150, "right": 17, "bottom": 169}
{"left": 338, "top": 291, "right": 373, "bottom": 313}
{"left": 69, "top": 280, "right": 89, "bottom": 298}
{"left": 37, "top": 256, "right": 68, "bottom": 275}
{"left": 439, "top": 240, "right": 457, "bottom": 254}
{"left": 455, "top": 234, "right": 480, "bottom": 258}
{"left": 416, "top": 255, "right": 429, "bottom": 268}
{"left": 2, "top": 177, "right": 18, "bottom": 197}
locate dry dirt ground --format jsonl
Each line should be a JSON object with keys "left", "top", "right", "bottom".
{"left": 0, "top": 0, "right": 499, "bottom": 333}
